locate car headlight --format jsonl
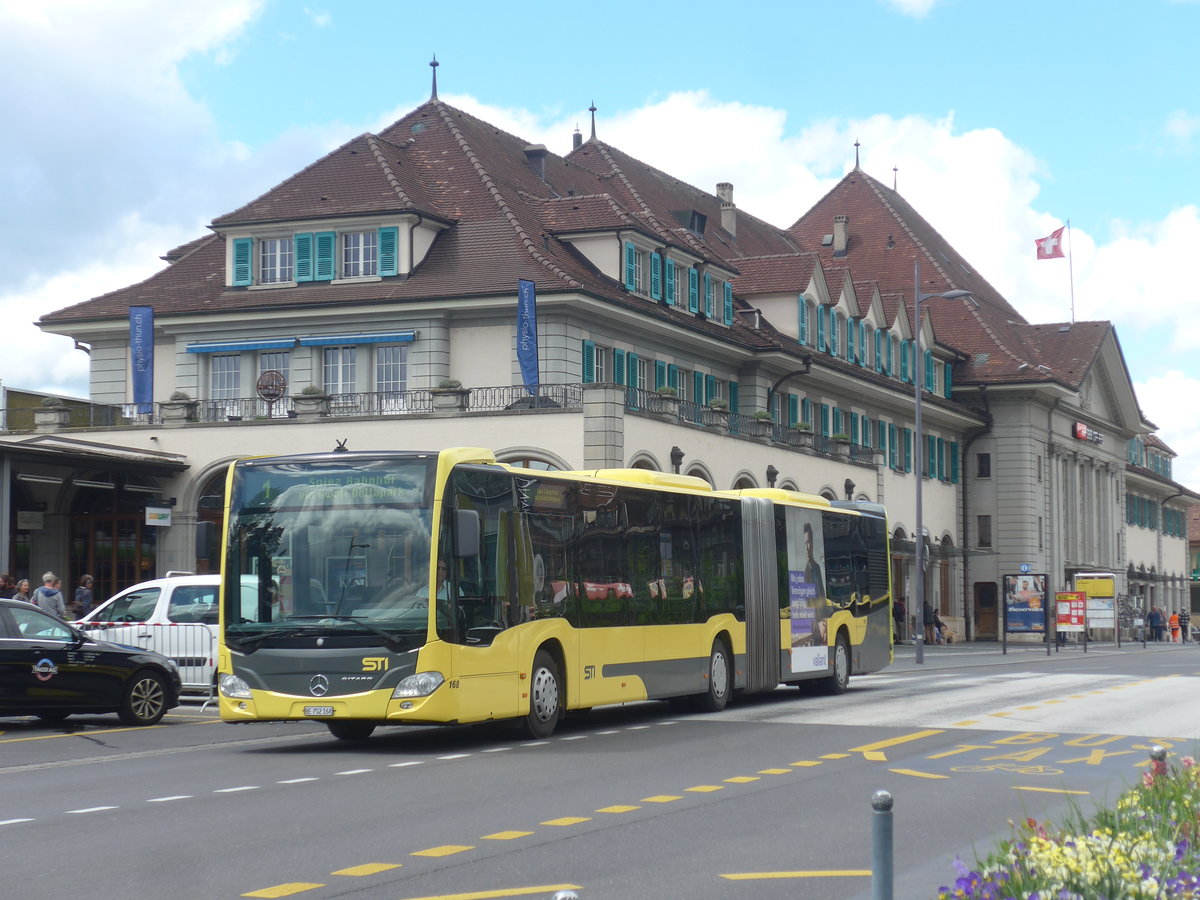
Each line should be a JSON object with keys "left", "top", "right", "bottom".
{"left": 392, "top": 671, "right": 444, "bottom": 698}
{"left": 219, "top": 673, "right": 253, "bottom": 700}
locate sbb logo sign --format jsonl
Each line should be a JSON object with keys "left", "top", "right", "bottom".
{"left": 1073, "top": 422, "right": 1103, "bottom": 444}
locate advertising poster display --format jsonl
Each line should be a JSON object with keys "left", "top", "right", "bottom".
{"left": 1055, "top": 591, "right": 1086, "bottom": 633}
{"left": 787, "top": 508, "right": 829, "bottom": 673}
{"left": 1074, "top": 573, "right": 1116, "bottom": 629}
{"left": 1004, "top": 573, "right": 1047, "bottom": 633}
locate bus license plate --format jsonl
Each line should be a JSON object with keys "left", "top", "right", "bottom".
{"left": 304, "top": 706, "right": 334, "bottom": 717}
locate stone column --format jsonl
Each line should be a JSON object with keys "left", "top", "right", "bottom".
{"left": 582, "top": 383, "right": 625, "bottom": 469}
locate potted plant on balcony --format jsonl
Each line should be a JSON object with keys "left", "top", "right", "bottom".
{"left": 749, "top": 409, "right": 775, "bottom": 437}
{"left": 703, "top": 396, "right": 730, "bottom": 429}
{"left": 651, "top": 385, "right": 680, "bottom": 417}
{"left": 431, "top": 378, "right": 470, "bottom": 411}
{"left": 160, "top": 390, "right": 198, "bottom": 425}
{"left": 293, "top": 384, "right": 330, "bottom": 418}
{"left": 830, "top": 432, "right": 852, "bottom": 456}
{"left": 787, "top": 421, "right": 814, "bottom": 448}
{"left": 33, "top": 396, "right": 70, "bottom": 431}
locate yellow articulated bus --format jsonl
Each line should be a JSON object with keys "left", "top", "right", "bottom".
{"left": 217, "top": 447, "right": 892, "bottom": 740}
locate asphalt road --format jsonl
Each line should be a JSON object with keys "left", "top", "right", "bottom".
{"left": 3, "top": 640, "right": 1198, "bottom": 899}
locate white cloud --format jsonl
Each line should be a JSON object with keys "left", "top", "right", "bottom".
{"left": 881, "top": 0, "right": 939, "bottom": 17}
{"left": 1165, "top": 109, "right": 1200, "bottom": 142}
{"left": 303, "top": 6, "right": 332, "bottom": 27}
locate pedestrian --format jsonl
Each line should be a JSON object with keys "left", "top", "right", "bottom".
{"left": 1148, "top": 606, "right": 1164, "bottom": 642}
{"left": 72, "top": 574, "right": 95, "bottom": 618}
{"left": 923, "top": 600, "right": 936, "bottom": 645}
{"left": 0, "top": 573, "right": 14, "bottom": 598}
{"left": 1181, "top": 607, "right": 1191, "bottom": 644}
{"left": 11, "top": 578, "right": 32, "bottom": 603}
{"left": 32, "top": 571, "right": 66, "bottom": 619}
{"left": 1169, "top": 610, "right": 1181, "bottom": 643}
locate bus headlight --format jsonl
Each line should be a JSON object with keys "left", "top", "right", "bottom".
{"left": 392, "top": 672, "right": 444, "bottom": 698}
{"left": 219, "top": 673, "right": 253, "bottom": 699}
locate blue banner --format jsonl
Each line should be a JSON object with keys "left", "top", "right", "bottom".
{"left": 516, "top": 279, "right": 539, "bottom": 395}
{"left": 129, "top": 306, "right": 154, "bottom": 414}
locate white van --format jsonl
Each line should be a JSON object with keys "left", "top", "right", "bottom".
{"left": 75, "top": 574, "right": 258, "bottom": 692}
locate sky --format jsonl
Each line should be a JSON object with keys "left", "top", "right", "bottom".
{"left": 2, "top": 0, "right": 1199, "bottom": 481}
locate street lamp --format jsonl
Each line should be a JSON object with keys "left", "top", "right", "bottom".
{"left": 913, "top": 259, "right": 974, "bottom": 664}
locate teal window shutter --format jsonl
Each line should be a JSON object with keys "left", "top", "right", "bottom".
{"left": 802, "top": 397, "right": 812, "bottom": 427}
{"left": 232, "top": 237, "right": 253, "bottom": 286}
{"left": 924, "top": 349, "right": 934, "bottom": 392}
{"left": 817, "top": 306, "right": 827, "bottom": 351}
{"left": 723, "top": 282, "right": 733, "bottom": 325}
{"left": 850, "top": 412, "right": 859, "bottom": 443}
{"left": 729, "top": 381, "right": 739, "bottom": 413}
{"left": 887, "top": 335, "right": 895, "bottom": 375}
{"left": 903, "top": 428, "right": 912, "bottom": 472}
{"left": 294, "top": 233, "right": 314, "bottom": 282}
{"left": 667, "top": 364, "right": 679, "bottom": 391}
{"left": 626, "top": 352, "right": 639, "bottom": 388}
{"left": 314, "top": 231, "right": 336, "bottom": 281}
{"left": 704, "top": 374, "right": 716, "bottom": 403}
{"left": 950, "top": 442, "right": 960, "bottom": 483}
{"left": 799, "top": 299, "right": 809, "bottom": 345}
{"left": 655, "top": 359, "right": 667, "bottom": 389}
{"left": 874, "top": 329, "right": 882, "bottom": 372}
{"left": 900, "top": 340, "right": 910, "bottom": 382}
{"left": 664, "top": 261, "right": 675, "bottom": 305}
{"left": 830, "top": 313, "right": 839, "bottom": 357}
{"left": 613, "top": 348, "right": 626, "bottom": 386}
{"left": 888, "top": 423, "right": 897, "bottom": 468}
{"left": 847, "top": 319, "right": 856, "bottom": 361}
{"left": 820, "top": 403, "right": 830, "bottom": 437}
{"left": 378, "top": 227, "right": 399, "bottom": 277}
{"left": 943, "top": 361, "right": 953, "bottom": 398}
{"left": 936, "top": 437, "right": 946, "bottom": 479}
{"left": 688, "top": 268, "right": 699, "bottom": 312}
{"left": 703, "top": 273, "right": 713, "bottom": 317}
{"left": 788, "top": 394, "right": 799, "bottom": 427}
{"left": 624, "top": 242, "right": 636, "bottom": 291}
{"left": 927, "top": 435, "right": 937, "bottom": 477}
{"left": 582, "top": 340, "right": 596, "bottom": 383}
{"left": 858, "top": 322, "right": 867, "bottom": 365}
{"left": 693, "top": 371, "right": 704, "bottom": 403}
{"left": 833, "top": 407, "right": 843, "bottom": 434}
{"left": 650, "top": 252, "right": 662, "bottom": 300}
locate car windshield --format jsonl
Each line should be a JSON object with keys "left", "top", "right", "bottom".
{"left": 223, "top": 455, "right": 435, "bottom": 648}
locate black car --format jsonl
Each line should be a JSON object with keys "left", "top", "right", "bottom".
{"left": 0, "top": 598, "right": 182, "bottom": 725}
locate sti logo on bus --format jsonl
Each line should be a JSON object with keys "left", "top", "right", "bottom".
{"left": 584, "top": 665, "right": 596, "bottom": 680}
{"left": 362, "top": 657, "right": 389, "bottom": 672}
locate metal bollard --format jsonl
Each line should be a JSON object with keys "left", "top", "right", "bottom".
{"left": 871, "top": 789, "right": 894, "bottom": 900}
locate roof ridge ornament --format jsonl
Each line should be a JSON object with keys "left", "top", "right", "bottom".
{"left": 430, "top": 54, "right": 439, "bottom": 101}
{"left": 589, "top": 101, "right": 597, "bottom": 141}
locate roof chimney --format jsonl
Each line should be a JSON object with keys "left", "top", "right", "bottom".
{"left": 572, "top": 126, "right": 582, "bottom": 150}
{"left": 833, "top": 215, "right": 849, "bottom": 257}
{"left": 717, "top": 182, "right": 736, "bottom": 237}
{"left": 523, "top": 144, "right": 549, "bottom": 181}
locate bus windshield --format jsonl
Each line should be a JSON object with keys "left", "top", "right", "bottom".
{"left": 223, "top": 455, "right": 436, "bottom": 648}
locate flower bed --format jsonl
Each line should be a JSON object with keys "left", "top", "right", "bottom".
{"left": 939, "top": 751, "right": 1200, "bottom": 899}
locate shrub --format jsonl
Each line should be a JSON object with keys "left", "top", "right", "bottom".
{"left": 40, "top": 396, "right": 65, "bottom": 408}
{"left": 655, "top": 386, "right": 678, "bottom": 397}
{"left": 168, "top": 391, "right": 191, "bottom": 401}
{"left": 708, "top": 397, "right": 729, "bottom": 410}
{"left": 299, "top": 384, "right": 326, "bottom": 396}
{"left": 751, "top": 410, "right": 773, "bottom": 421}
{"left": 436, "top": 378, "right": 463, "bottom": 390}
{"left": 830, "top": 432, "right": 851, "bottom": 441}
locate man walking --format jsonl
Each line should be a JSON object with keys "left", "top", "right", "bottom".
{"left": 1180, "top": 607, "right": 1191, "bottom": 643}
{"left": 32, "top": 571, "right": 66, "bottom": 619}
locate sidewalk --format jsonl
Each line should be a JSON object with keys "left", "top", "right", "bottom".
{"left": 887, "top": 636, "right": 1197, "bottom": 673}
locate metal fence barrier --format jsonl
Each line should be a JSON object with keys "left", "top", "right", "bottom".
{"left": 78, "top": 621, "right": 216, "bottom": 700}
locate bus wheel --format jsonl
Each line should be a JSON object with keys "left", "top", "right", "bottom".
{"left": 690, "top": 639, "right": 731, "bottom": 712}
{"left": 522, "top": 649, "right": 561, "bottom": 739}
{"left": 327, "top": 721, "right": 376, "bottom": 741}
{"left": 819, "top": 634, "right": 851, "bottom": 695}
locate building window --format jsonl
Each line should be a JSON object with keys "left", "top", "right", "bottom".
{"left": 260, "top": 238, "right": 293, "bottom": 283}
{"left": 633, "top": 249, "right": 647, "bottom": 294}
{"left": 977, "top": 515, "right": 992, "bottom": 548}
{"left": 342, "top": 231, "right": 378, "bottom": 278}
{"left": 210, "top": 354, "right": 240, "bottom": 400}
{"left": 259, "top": 351, "right": 290, "bottom": 416}
{"left": 323, "top": 346, "right": 357, "bottom": 395}
{"left": 376, "top": 344, "right": 408, "bottom": 394}
{"left": 977, "top": 452, "right": 991, "bottom": 478}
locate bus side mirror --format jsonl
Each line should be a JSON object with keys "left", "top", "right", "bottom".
{"left": 454, "top": 509, "right": 480, "bottom": 558}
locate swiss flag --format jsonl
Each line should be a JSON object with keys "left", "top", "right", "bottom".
{"left": 1035, "top": 226, "right": 1066, "bottom": 260}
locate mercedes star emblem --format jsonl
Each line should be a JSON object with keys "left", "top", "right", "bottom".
{"left": 309, "top": 674, "right": 330, "bottom": 697}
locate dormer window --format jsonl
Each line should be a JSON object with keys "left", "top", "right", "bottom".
{"left": 343, "top": 231, "right": 378, "bottom": 278}
{"left": 260, "top": 238, "right": 293, "bottom": 284}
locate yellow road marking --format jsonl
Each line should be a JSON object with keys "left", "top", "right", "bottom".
{"left": 849, "top": 729, "right": 944, "bottom": 753}
{"left": 790, "top": 761, "right": 822, "bottom": 767}
{"left": 861, "top": 751, "right": 886, "bottom": 761}
{"left": 990, "top": 712, "right": 1013, "bottom": 717}
{"left": 952, "top": 720, "right": 979, "bottom": 726}
{"left": 721, "top": 870, "right": 871, "bottom": 880}
{"left": 641, "top": 795, "right": 681, "bottom": 802}
{"left": 888, "top": 768, "right": 950, "bottom": 779}
{"left": 540, "top": 817, "right": 590, "bottom": 826}
{"left": 596, "top": 805, "right": 639, "bottom": 813}
{"left": 724, "top": 776, "right": 759, "bottom": 783}
{"left": 243, "top": 884, "right": 324, "bottom": 898}
{"left": 758, "top": 768, "right": 792, "bottom": 774}
{"left": 482, "top": 831, "right": 533, "bottom": 840}
{"left": 820, "top": 753, "right": 850, "bottom": 759}
{"left": 412, "top": 845, "right": 474, "bottom": 857}
{"left": 1044, "top": 699, "right": 1064, "bottom": 704}
{"left": 1016, "top": 705, "right": 1040, "bottom": 710}
{"left": 395, "top": 885, "right": 583, "bottom": 900}
{"left": 332, "top": 863, "right": 400, "bottom": 876}
{"left": 686, "top": 785, "right": 723, "bottom": 793}
{"left": 1014, "top": 786, "right": 1090, "bottom": 795}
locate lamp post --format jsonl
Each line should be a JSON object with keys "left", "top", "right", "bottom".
{"left": 913, "top": 260, "right": 974, "bottom": 664}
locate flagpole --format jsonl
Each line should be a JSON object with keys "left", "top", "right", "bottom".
{"left": 1067, "top": 219, "right": 1076, "bottom": 323}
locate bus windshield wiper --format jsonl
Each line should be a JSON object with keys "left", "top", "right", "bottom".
{"left": 284, "top": 615, "right": 410, "bottom": 651}
{"left": 225, "top": 628, "right": 312, "bottom": 652}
